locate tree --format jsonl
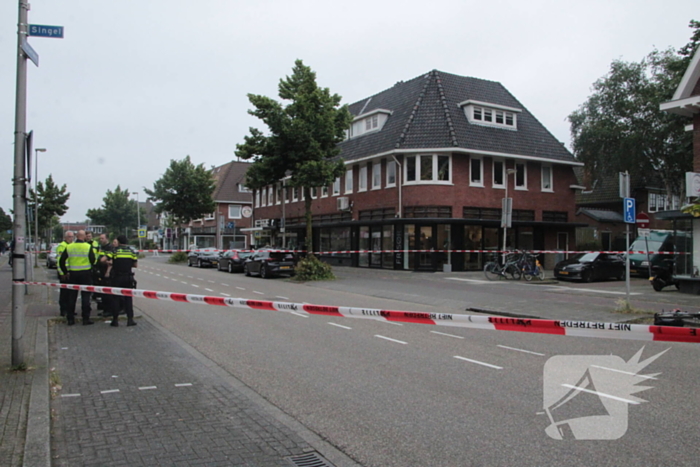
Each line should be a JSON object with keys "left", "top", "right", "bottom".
{"left": 568, "top": 20, "right": 698, "bottom": 197}
{"left": 28, "top": 174, "right": 70, "bottom": 245}
{"left": 86, "top": 186, "right": 141, "bottom": 237}
{"left": 144, "top": 156, "right": 216, "bottom": 226}
{"left": 0, "top": 207, "right": 12, "bottom": 241}
{"left": 235, "top": 60, "right": 353, "bottom": 255}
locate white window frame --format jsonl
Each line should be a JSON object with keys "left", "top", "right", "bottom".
{"left": 204, "top": 212, "right": 215, "bottom": 220}
{"left": 275, "top": 184, "right": 282, "bottom": 205}
{"left": 541, "top": 165, "right": 553, "bottom": 192}
{"left": 267, "top": 186, "right": 273, "bottom": 205}
{"left": 515, "top": 162, "right": 527, "bottom": 190}
{"left": 345, "top": 168, "right": 353, "bottom": 194}
{"left": 403, "top": 154, "right": 452, "bottom": 185}
{"left": 492, "top": 160, "right": 505, "bottom": 189}
{"left": 372, "top": 162, "right": 381, "bottom": 189}
{"left": 260, "top": 187, "right": 267, "bottom": 207}
{"left": 228, "top": 204, "right": 242, "bottom": 219}
{"left": 238, "top": 184, "right": 251, "bottom": 193}
{"left": 255, "top": 190, "right": 261, "bottom": 207}
{"left": 461, "top": 101, "right": 520, "bottom": 130}
{"left": 470, "top": 157, "right": 483, "bottom": 187}
{"left": 358, "top": 165, "right": 368, "bottom": 192}
{"left": 322, "top": 186, "right": 329, "bottom": 197}
{"left": 292, "top": 186, "right": 299, "bottom": 202}
{"left": 386, "top": 160, "right": 396, "bottom": 187}
{"left": 332, "top": 177, "right": 340, "bottom": 196}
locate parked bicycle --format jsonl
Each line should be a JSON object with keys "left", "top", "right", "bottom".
{"left": 520, "top": 251, "right": 545, "bottom": 281}
{"left": 484, "top": 251, "right": 522, "bottom": 281}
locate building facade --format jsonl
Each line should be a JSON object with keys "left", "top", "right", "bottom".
{"left": 251, "top": 70, "right": 585, "bottom": 271}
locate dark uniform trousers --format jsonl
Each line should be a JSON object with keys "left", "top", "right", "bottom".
{"left": 111, "top": 273, "right": 134, "bottom": 321}
{"left": 65, "top": 271, "right": 93, "bottom": 321}
{"left": 58, "top": 276, "right": 70, "bottom": 316}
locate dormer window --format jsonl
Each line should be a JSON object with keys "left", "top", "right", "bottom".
{"left": 460, "top": 100, "right": 521, "bottom": 130}
{"left": 347, "top": 109, "right": 392, "bottom": 139}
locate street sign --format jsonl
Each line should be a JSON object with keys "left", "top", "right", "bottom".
{"left": 500, "top": 197, "right": 512, "bottom": 228}
{"left": 138, "top": 229, "right": 146, "bottom": 238}
{"left": 20, "top": 40, "right": 39, "bottom": 67}
{"left": 638, "top": 228, "right": 651, "bottom": 238}
{"left": 619, "top": 172, "right": 629, "bottom": 198}
{"left": 28, "top": 24, "right": 64, "bottom": 38}
{"left": 623, "top": 198, "right": 636, "bottom": 224}
{"left": 636, "top": 212, "right": 650, "bottom": 229}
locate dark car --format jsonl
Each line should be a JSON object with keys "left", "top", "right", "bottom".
{"left": 217, "top": 250, "right": 252, "bottom": 273}
{"left": 243, "top": 250, "right": 295, "bottom": 278}
{"left": 46, "top": 244, "right": 59, "bottom": 269}
{"left": 554, "top": 252, "right": 625, "bottom": 282}
{"left": 187, "top": 248, "right": 219, "bottom": 268}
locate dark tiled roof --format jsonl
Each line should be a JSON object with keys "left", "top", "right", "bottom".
{"left": 574, "top": 167, "right": 665, "bottom": 205}
{"left": 338, "top": 70, "right": 577, "bottom": 164}
{"left": 212, "top": 161, "right": 253, "bottom": 203}
{"left": 577, "top": 208, "right": 624, "bottom": 223}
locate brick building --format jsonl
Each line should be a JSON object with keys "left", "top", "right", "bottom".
{"left": 251, "top": 70, "right": 585, "bottom": 271}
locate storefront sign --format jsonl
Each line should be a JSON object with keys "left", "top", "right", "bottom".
{"left": 686, "top": 172, "right": 700, "bottom": 198}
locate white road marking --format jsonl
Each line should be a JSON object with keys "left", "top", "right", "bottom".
{"left": 453, "top": 356, "right": 503, "bottom": 370}
{"left": 431, "top": 331, "right": 464, "bottom": 339}
{"left": 590, "top": 365, "right": 657, "bottom": 380}
{"left": 236, "top": 287, "right": 245, "bottom": 291}
{"left": 155, "top": 274, "right": 161, "bottom": 277}
{"left": 205, "top": 288, "right": 213, "bottom": 292}
{"left": 546, "top": 286, "right": 641, "bottom": 296}
{"left": 187, "top": 276, "right": 193, "bottom": 279}
{"left": 253, "top": 291, "right": 264, "bottom": 295}
{"left": 276, "top": 296, "right": 289, "bottom": 300}
{"left": 175, "top": 383, "right": 192, "bottom": 387}
{"left": 61, "top": 347, "right": 68, "bottom": 350}
{"left": 220, "top": 293, "right": 231, "bottom": 297}
{"left": 139, "top": 386, "right": 157, "bottom": 390}
{"left": 382, "top": 320, "right": 403, "bottom": 326}
{"left": 163, "top": 276, "right": 169, "bottom": 279}
{"left": 497, "top": 345, "right": 545, "bottom": 356}
{"left": 191, "top": 284, "right": 199, "bottom": 288}
{"left": 328, "top": 322, "right": 352, "bottom": 330}
{"left": 181, "top": 281, "right": 188, "bottom": 284}
{"left": 220, "top": 283, "right": 229, "bottom": 287}
{"left": 375, "top": 335, "right": 407, "bottom": 345}
{"left": 100, "top": 389, "right": 120, "bottom": 394}
{"left": 561, "top": 384, "right": 640, "bottom": 404}
{"left": 197, "top": 278, "right": 204, "bottom": 281}
{"left": 290, "top": 312, "right": 308, "bottom": 318}
{"left": 61, "top": 394, "right": 81, "bottom": 398}
{"left": 208, "top": 280, "right": 215, "bottom": 283}
{"left": 446, "top": 277, "right": 506, "bottom": 285}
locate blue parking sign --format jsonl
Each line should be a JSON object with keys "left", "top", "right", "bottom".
{"left": 623, "top": 198, "right": 636, "bottom": 224}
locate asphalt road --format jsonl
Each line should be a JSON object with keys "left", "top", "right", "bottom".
{"left": 133, "top": 257, "right": 700, "bottom": 467}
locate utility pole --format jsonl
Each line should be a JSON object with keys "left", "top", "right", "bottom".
{"left": 12, "top": 0, "right": 29, "bottom": 366}
{"left": 132, "top": 192, "right": 142, "bottom": 251}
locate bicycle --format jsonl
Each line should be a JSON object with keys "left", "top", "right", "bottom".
{"left": 484, "top": 251, "right": 521, "bottom": 281}
{"left": 520, "top": 252, "right": 545, "bottom": 281}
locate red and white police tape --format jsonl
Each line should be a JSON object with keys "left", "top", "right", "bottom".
{"left": 135, "top": 248, "right": 682, "bottom": 255}
{"left": 16, "top": 280, "right": 700, "bottom": 344}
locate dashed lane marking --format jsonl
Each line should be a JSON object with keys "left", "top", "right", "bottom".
{"left": 236, "top": 287, "right": 245, "bottom": 291}
{"left": 253, "top": 291, "right": 264, "bottom": 295}
{"left": 139, "top": 386, "right": 157, "bottom": 390}
{"left": 497, "top": 345, "right": 545, "bottom": 356}
{"left": 446, "top": 278, "right": 507, "bottom": 285}
{"left": 175, "top": 383, "right": 193, "bottom": 387}
{"left": 290, "top": 312, "right": 308, "bottom": 318}
{"left": 100, "top": 389, "right": 120, "bottom": 394}
{"left": 454, "top": 356, "right": 503, "bottom": 370}
{"left": 60, "top": 394, "right": 81, "bottom": 398}
{"left": 375, "top": 335, "right": 407, "bottom": 345}
{"left": 221, "top": 283, "right": 229, "bottom": 287}
{"left": 191, "top": 284, "right": 199, "bottom": 288}
{"left": 276, "top": 296, "right": 289, "bottom": 300}
{"left": 328, "top": 322, "right": 352, "bottom": 330}
{"left": 431, "top": 331, "right": 464, "bottom": 339}
{"left": 205, "top": 288, "right": 213, "bottom": 292}
{"left": 220, "top": 293, "right": 231, "bottom": 297}
{"left": 545, "top": 286, "right": 642, "bottom": 296}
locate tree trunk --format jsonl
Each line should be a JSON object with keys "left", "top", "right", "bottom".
{"left": 303, "top": 187, "right": 313, "bottom": 257}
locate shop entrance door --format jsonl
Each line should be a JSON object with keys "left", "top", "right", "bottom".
{"left": 416, "top": 225, "right": 435, "bottom": 270}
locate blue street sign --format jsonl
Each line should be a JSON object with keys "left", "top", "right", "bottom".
{"left": 21, "top": 40, "right": 39, "bottom": 67}
{"left": 28, "top": 24, "right": 64, "bottom": 38}
{"left": 623, "top": 198, "right": 636, "bottom": 224}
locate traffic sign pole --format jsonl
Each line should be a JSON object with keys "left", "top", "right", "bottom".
{"left": 637, "top": 212, "right": 652, "bottom": 277}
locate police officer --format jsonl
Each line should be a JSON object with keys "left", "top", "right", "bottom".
{"left": 95, "top": 233, "right": 115, "bottom": 316}
{"left": 107, "top": 235, "right": 138, "bottom": 327}
{"left": 56, "top": 231, "right": 75, "bottom": 317}
{"left": 58, "top": 230, "right": 96, "bottom": 325}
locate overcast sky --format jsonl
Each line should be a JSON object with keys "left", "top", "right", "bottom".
{"left": 1, "top": 0, "right": 696, "bottom": 222}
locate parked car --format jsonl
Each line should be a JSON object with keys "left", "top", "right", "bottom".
{"left": 243, "top": 250, "right": 295, "bottom": 278}
{"left": 553, "top": 252, "right": 625, "bottom": 282}
{"left": 46, "top": 244, "right": 59, "bottom": 269}
{"left": 187, "top": 248, "right": 219, "bottom": 268}
{"left": 628, "top": 231, "right": 677, "bottom": 277}
{"left": 217, "top": 250, "right": 252, "bottom": 273}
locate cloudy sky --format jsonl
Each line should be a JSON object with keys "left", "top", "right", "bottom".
{"left": 1, "top": 0, "right": 696, "bottom": 222}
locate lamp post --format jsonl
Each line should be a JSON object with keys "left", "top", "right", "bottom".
{"left": 501, "top": 168, "right": 516, "bottom": 263}
{"left": 132, "top": 192, "right": 142, "bottom": 252}
{"left": 34, "top": 148, "right": 46, "bottom": 268}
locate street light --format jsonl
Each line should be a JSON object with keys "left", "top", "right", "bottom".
{"left": 132, "top": 192, "right": 142, "bottom": 252}
{"left": 34, "top": 148, "right": 46, "bottom": 268}
{"left": 502, "top": 168, "right": 516, "bottom": 263}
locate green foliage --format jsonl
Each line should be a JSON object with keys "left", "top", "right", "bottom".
{"left": 28, "top": 175, "right": 70, "bottom": 244}
{"left": 569, "top": 20, "right": 698, "bottom": 196}
{"left": 145, "top": 156, "right": 216, "bottom": 225}
{"left": 236, "top": 60, "right": 353, "bottom": 253}
{"left": 169, "top": 251, "right": 188, "bottom": 263}
{"left": 292, "top": 255, "right": 335, "bottom": 281}
{"left": 0, "top": 207, "right": 12, "bottom": 240}
{"left": 86, "top": 186, "right": 142, "bottom": 236}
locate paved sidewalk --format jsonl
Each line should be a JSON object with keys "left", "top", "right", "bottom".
{"left": 0, "top": 257, "right": 358, "bottom": 467}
